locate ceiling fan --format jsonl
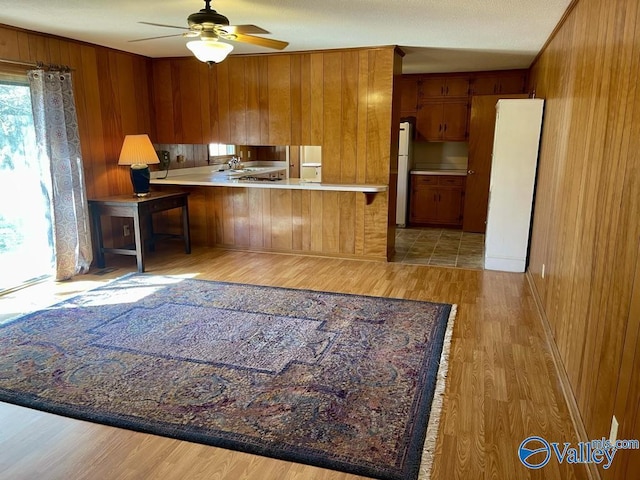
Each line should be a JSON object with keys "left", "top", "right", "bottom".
{"left": 130, "top": 0, "right": 289, "bottom": 64}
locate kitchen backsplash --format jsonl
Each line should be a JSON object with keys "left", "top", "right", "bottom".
{"left": 153, "top": 144, "right": 210, "bottom": 170}
{"left": 413, "top": 141, "right": 469, "bottom": 170}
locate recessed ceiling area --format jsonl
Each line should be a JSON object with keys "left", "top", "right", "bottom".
{"left": 0, "top": 0, "right": 572, "bottom": 73}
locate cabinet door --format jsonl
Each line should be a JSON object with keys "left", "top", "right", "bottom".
{"left": 419, "top": 76, "right": 469, "bottom": 98}
{"left": 445, "top": 77, "right": 470, "bottom": 97}
{"left": 498, "top": 73, "right": 526, "bottom": 94}
{"left": 399, "top": 77, "right": 418, "bottom": 113}
{"left": 437, "top": 187, "right": 465, "bottom": 225}
{"left": 420, "top": 77, "right": 448, "bottom": 98}
{"left": 471, "top": 76, "right": 500, "bottom": 95}
{"left": 416, "top": 103, "right": 444, "bottom": 141}
{"left": 442, "top": 102, "right": 468, "bottom": 141}
{"left": 410, "top": 177, "right": 439, "bottom": 223}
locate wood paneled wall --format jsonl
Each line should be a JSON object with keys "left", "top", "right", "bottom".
{"left": 527, "top": 0, "right": 640, "bottom": 478}
{"left": 0, "top": 24, "right": 152, "bottom": 199}
{"left": 0, "top": 25, "right": 398, "bottom": 260}
{"left": 150, "top": 47, "right": 397, "bottom": 185}
{"left": 151, "top": 47, "right": 400, "bottom": 260}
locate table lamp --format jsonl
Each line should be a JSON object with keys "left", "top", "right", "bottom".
{"left": 118, "top": 134, "right": 160, "bottom": 197}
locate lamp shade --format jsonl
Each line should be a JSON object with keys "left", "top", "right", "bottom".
{"left": 118, "top": 134, "right": 159, "bottom": 166}
{"left": 187, "top": 40, "right": 233, "bottom": 64}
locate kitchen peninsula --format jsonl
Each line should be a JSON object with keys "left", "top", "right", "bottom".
{"left": 150, "top": 165, "right": 390, "bottom": 261}
{"left": 151, "top": 166, "right": 387, "bottom": 195}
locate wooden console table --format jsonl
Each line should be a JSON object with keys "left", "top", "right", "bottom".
{"left": 88, "top": 191, "right": 190, "bottom": 273}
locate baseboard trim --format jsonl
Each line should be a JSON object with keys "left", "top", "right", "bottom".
{"left": 525, "top": 270, "right": 599, "bottom": 480}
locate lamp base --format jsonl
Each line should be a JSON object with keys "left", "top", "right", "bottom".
{"left": 130, "top": 164, "right": 151, "bottom": 197}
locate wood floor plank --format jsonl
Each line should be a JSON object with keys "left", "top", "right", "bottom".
{"left": 0, "top": 247, "right": 587, "bottom": 479}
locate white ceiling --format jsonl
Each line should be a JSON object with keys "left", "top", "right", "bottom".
{"left": 0, "top": 0, "right": 571, "bottom": 73}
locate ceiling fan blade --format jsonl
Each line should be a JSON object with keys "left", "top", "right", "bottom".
{"left": 229, "top": 33, "right": 289, "bottom": 50}
{"left": 129, "top": 33, "right": 185, "bottom": 43}
{"left": 222, "top": 24, "right": 270, "bottom": 35}
{"left": 139, "top": 21, "right": 188, "bottom": 30}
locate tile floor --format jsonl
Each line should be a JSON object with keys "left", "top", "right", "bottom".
{"left": 391, "top": 227, "right": 485, "bottom": 269}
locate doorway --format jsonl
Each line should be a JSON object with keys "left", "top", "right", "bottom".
{"left": 0, "top": 78, "right": 54, "bottom": 293}
{"left": 392, "top": 227, "right": 485, "bottom": 269}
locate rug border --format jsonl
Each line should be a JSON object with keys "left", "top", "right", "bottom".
{"left": 418, "top": 304, "right": 457, "bottom": 480}
{"left": 0, "top": 273, "right": 457, "bottom": 480}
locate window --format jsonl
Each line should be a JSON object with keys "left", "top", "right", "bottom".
{"left": 0, "top": 75, "right": 54, "bottom": 293}
{"left": 208, "top": 143, "right": 236, "bottom": 157}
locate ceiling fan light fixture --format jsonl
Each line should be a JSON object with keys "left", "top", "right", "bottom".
{"left": 186, "top": 39, "right": 233, "bottom": 64}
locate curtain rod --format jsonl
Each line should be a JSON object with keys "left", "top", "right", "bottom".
{"left": 0, "top": 57, "right": 72, "bottom": 71}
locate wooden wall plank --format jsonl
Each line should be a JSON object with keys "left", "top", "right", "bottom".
{"left": 321, "top": 52, "right": 342, "bottom": 183}
{"left": 258, "top": 57, "right": 270, "bottom": 145}
{"left": 338, "top": 192, "right": 356, "bottom": 254}
{"left": 356, "top": 51, "right": 369, "bottom": 184}
{"left": 309, "top": 53, "right": 324, "bottom": 146}
{"left": 245, "top": 57, "right": 261, "bottom": 145}
{"left": 270, "top": 189, "right": 293, "bottom": 250}
{"left": 300, "top": 54, "right": 312, "bottom": 146}
{"left": 151, "top": 59, "right": 175, "bottom": 143}
{"left": 267, "top": 55, "right": 291, "bottom": 145}
{"left": 290, "top": 55, "right": 302, "bottom": 146}
{"left": 215, "top": 60, "right": 231, "bottom": 143}
{"left": 0, "top": 26, "right": 19, "bottom": 58}
{"left": 232, "top": 188, "right": 250, "bottom": 247}
{"left": 248, "top": 188, "right": 263, "bottom": 248}
{"left": 341, "top": 51, "right": 359, "bottom": 183}
{"left": 228, "top": 57, "right": 247, "bottom": 145}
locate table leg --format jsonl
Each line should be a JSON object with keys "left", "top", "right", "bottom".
{"left": 91, "top": 206, "right": 105, "bottom": 268}
{"left": 147, "top": 212, "right": 155, "bottom": 252}
{"left": 132, "top": 210, "right": 145, "bottom": 273}
{"left": 182, "top": 203, "right": 191, "bottom": 254}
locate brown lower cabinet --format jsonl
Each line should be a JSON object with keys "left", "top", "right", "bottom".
{"left": 409, "top": 174, "right": 466, "bottom": 227}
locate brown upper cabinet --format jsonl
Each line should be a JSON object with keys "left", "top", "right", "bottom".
{"left": 470, "top": 72, "right": 527, "bottom": 95}
{"left": 399, "top": 76, "right": 419, "bottom": 115}
{"left": 416, "top": 101, "right": 468, "bottom": 142}
{"left": 419, "top": 76, "right": 470, "bottom": 99}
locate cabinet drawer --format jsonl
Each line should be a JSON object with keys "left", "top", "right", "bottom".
{"left": 412, "top": 175, "right": 438, "bottom": 186}
{"left": 438, "top": 176, "right": 465, "bottom": 186}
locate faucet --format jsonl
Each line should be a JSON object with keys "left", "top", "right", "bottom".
{"left": 227, "top": 156, "right": 241, "bottom": 169}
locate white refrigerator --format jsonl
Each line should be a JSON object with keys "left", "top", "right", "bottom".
{"left": 396, "top": 121, "right": 413, "bottom": 227}
{"left": 484, "top": 99, "right": 544, "bottom": 272}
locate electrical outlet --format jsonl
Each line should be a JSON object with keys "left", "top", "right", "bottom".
{"left": 123, "top": 225, "right": 130, "bottom": 237}
{"left": 610, "top": 415, "right": 619, "bottom": 445}
{"left": 542, "top": 263, "right": 545, "bottom": 279}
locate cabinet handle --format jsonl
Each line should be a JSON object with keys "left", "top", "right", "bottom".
{"left": 467, "top": 169, "right": 475, "bottom": 175}
{"left": 439, "top": 124, "right": 442, "bottom": 132}
{"left": 446, "top": 86, "right": 449, "bottom": 95}
{"left": 443, "top": 124, "right": 447, "bottom": 132}
{"left": 441, "top": 86, "right": 444, "bottom": 95}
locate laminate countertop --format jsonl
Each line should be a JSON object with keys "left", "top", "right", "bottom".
{"left": 150, "top": 167, "right": 387, "bottom": 193}
{"left": 410, "top": 169, "right": 467, "bottom": 176}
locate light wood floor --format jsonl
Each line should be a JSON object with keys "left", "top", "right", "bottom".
{"left": 0, "top": 245, "right": 586, "bottom": 479}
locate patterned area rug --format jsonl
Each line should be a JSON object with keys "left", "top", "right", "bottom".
{"left": 0, "top": 274, "right": 456, "bottom": 480}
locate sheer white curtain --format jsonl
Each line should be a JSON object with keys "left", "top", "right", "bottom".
{"left": 28, "top": 69, "right": 92, "bottom": 280}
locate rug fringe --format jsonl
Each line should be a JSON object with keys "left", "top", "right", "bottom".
{"left": 418, "top": 304, "right": 457, "bottom": 480}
